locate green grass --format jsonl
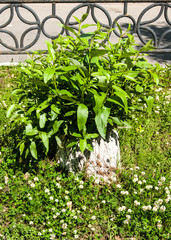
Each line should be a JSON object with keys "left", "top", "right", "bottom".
{"left": 0, "top": 66, "right": 171, "bottom": 240}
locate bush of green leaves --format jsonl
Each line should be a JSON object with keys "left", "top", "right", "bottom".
{"left": 7, "top": 15, "right": 162, "bottom": 161}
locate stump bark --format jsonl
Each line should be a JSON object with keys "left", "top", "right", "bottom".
{"left": 56, "top": 130, "right": 120, "bottom": 180}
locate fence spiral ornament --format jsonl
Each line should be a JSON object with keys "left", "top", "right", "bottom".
{"left": 137, "top": 3, "right": 171, "bottom": 49}
{"left": 0, "top": 4, "right": 41, "bottom": 51}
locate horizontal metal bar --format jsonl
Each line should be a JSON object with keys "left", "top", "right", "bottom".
{"left": 0, "top": 0, "right": 170, "bottom": 3}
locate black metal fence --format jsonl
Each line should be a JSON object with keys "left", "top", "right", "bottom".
{"left": 0, "top": 1, "right": 171, "bottom": 54}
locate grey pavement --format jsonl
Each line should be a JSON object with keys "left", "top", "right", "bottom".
{"left": 0, "top": 2, "right": 170, "bottom": 65}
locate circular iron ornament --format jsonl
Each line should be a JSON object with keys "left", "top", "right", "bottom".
{"left": 41, "top": 15, "right": 65, "bottom": 39}
{"left": 0, "top": 4, "right": 41, "bottom": 51}
{"left": 112, "top": 15, "right": 136, "bottom": 38}
{"left": 137, "top": 3, "right": 171, "bottom": 49}
{"left": 65, "top": 3, "right": 112, "bottom": 36}
{"left": 0, "top": 4, "right": 14, "bottom": 28}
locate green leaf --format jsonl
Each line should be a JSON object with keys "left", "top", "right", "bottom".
{"left": 55, "top": 136, "right": 63, "bottom": 148}
{"left": 67, "top": 141, "right": 77, "bottom": 148}
{"left": 151, "top": 72, "right": 159, "bottom": 85}
{"left": 39, "top": 113, "right": 47, "bottom": 129}
{"left": 6, "top": 104, "right": 15, "bottom": 118}
{"left": 93, "top": 92, "right": 106, "bottom": 114}
{"left": 91, "top": 49, "right": 109, "bottom": 58}
{"left": 95, "top": 106, "right": 110, "bottom": 139}
{"left": 145, "top": 96, "right": 154, "bottom": 114}
{"left": 26, "top": 124, "right": 38, "bottom": 136}
{"left": 53, "top": 120, "right": 64, "bottom": 133}
{"left": 44, "top": 67, "right": 55, "bottom": 83}
{"left": 85, "top": 133, "right": 99, "bottom": 139}
{"left": 46, "top": 41, "right": 56, "bottom": 62}
{"left": 30, "top": 141, "right": 38, "bottom": 159}
{"left": 19, "top": 142, "right": 25, "bottom": 155}
{"left": 77, "top": 104, "right": 88, "bottom": 132}
{"left": 51, "top": 105, "right": 60, "bottom": 114}
{"left": 64, "top": 111, "right": 76, "bottom": 117}
{"left": 79, "top": 138, "right": 87, "bottom": 153}
{"left": 136, "top": 85, "right": 144, "bottom": 93}
{"left": 39, "top": 132, "right": 49, "bottom": 153}
{"left": 72, "top": 132, "right": 82, "bottom": 138}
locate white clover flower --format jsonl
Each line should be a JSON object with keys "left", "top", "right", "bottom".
{"left": 157, "top": 199, "right": 163, "bottom": 205}
{"left": 34, "top": 177, "right": 39, "bottom": 182}
{"left": 30, "top": 183, "right": 35, "bottom": 188}
{"left": 134, "top": 200, "right": 140, "bottom": 206}
{"left": 126, "top": 215, "right": 131, "bottom": 220}
{"left": 79, "top": 184, "right": 83, "bottom": 189}
{"left": 75, "top": 176, "right": 79, "bottom": 181}
{"left": 165, "top": 196, "right": 171, "bottom": 203}
{"left": 91, "top": 216, "right": 96, "bottom": 220}
{"left": 146, "top": 185, "right": 153, "bottom": 190}
{"left": 133, "top": 178, "right": 138, "bottom": 183}
{"left": 49, "top": 228, "right": 53, "bottom": 233}
{"left": 81, "top": 206, "right": 86, "bottom": 211}
{"left": 65, "top": 196, "right": 69, "bottom": 200}
{"left": 130, "top": 168, "right": 133, "bottom": 171}
{"left": 55, "top": 199, "right": 59, "bottom": 202}
{"left": 56, "top": 176, "right": 61, "bottom": 181}
{"left": 45, "top": 188, "right": 50, "bottom": 193}
{"left": 91, "top": 227, "right": 95, "bottom": 231}
{"left": 141, "top": 171, "right": 145, "bottom": 176}
{"left": 139, "top": 189, "right": 144, "bottom": 194}
{"left": 142, "top": 206, "right": 148, "bottom": 211}
{"left": 49, "top": 196, "right": 54, "bottom": 201}
{"left": 118, "top": 206, "right": 126, "bottom": 211}
{"left": 158, "top": 181, "right": 162, "bottom": 186}
{"left": 29, "top": 221, "right": 33, "bottom": 225}
{"left": 116, "top": 184, "right": 121, "bottom": 188}
{"left": 138, "top": 181, "right": 142, "bottom": 185}
{"left": 94, "top": 178, "right": 100, "bottom": 184}
{"left": 29, "top": 197, "right": 32, "bottom": 201}
{"left": 157, "top": 222, "right": 162, "bottom": 229}
{"left": 134, "top": 191, "right": 137, "bottom": 195}
{"left": 73, "top": 230, "right": 77, "bottom": 234}
{"left": 160, "top": 176, "right": 166, "bottom": 182}
{"left": 123, "top": 219, "right": 129, "bottom": 224}
{"left": 56, "top": 183, "right": 61, "bottom": 188}
{"left": 160, "top": 205, "right": 166, "bottom": 212}
{"left": 60, "top": 219, "right": 64, "bottom": 223}
{"left": 102, "top": 200, "right": 106, "bottom": 204}
{"left": 61, "top": 209, "right": 66, "bottom": 213}
{"left": 127, "top": 209, "right": 132, "bottom": 213}
{"left": 152, "top": 205, "right": 158, "bottom": 212}
{"left": 50, "top": 234, "right": 56, "bottom": 239}
{"left": 142, "top": 180, "right": 146, "bottom": 183}
{"left": 65, "top": 190, "right": 69, "bottom": 194}
{"left": 79, "top": 180, "right": 84, "bottom": 185}
{"left": 5, "top": 176, "right": 9, "bottom": 184}
{"left": 155, "top": 186, "right": 159, "bottom": 190}
{"left": 147, "top": 205, "right": 152, "bottom": 210}
{"left": 74, "top": 235, "right": 79, "bottom": 239}
{"left": 62, "top": 223, "right": 68, "bottom": 229}
{"left": 38, "top": 232, "right": 42, "bottom": 236}
{"left": 56, "top": 212, "right": 60, "bottom": 216}
{"left": 73, "top": 215, "right": 77, "bottom": 219}
{"left": 135, "top": 166, "right": 140, "bottom": 170}
{"left": 53, "top": 215, "right": 57, "bottom": 219}
{"left": 88, "top": 224, "right": 92, "bottom": 228}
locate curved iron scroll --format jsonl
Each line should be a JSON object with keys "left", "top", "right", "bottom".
{"left": 0, "top": 1, "right": 170, "bottom": 53}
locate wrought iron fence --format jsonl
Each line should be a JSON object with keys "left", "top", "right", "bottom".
{"left": 0, "top": 0, "right": 171, "bottom": 55}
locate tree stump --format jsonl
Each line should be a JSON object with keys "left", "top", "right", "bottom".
{"left": 56, "top": 130, "right": 120, "bottom": 181}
